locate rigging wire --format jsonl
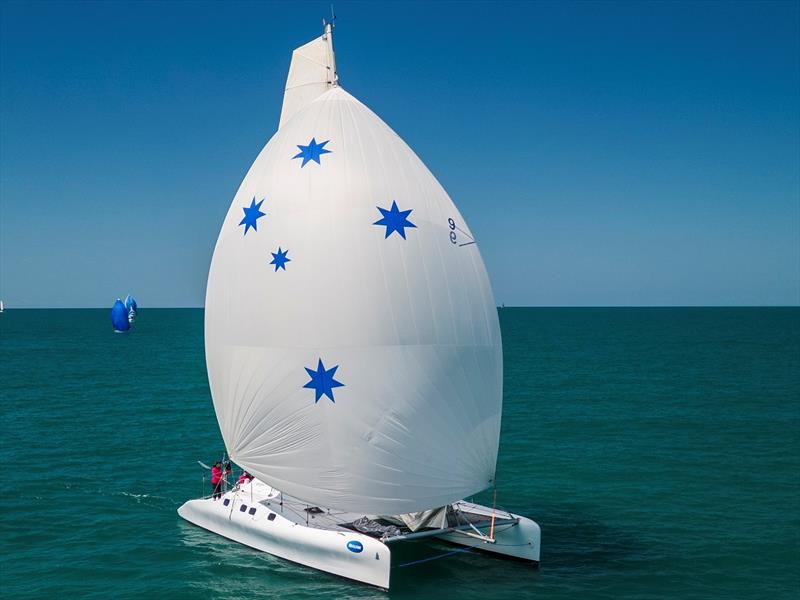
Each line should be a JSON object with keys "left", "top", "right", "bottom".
{"left": 393, "top": 546, "right": 474, "bottom": 569}
{"left": 489, "top": 487, "right": 497, "bottom": 540}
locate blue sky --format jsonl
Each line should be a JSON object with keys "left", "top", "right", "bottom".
{"left": 1, "top": 0, "right": 798, "bottom": 307}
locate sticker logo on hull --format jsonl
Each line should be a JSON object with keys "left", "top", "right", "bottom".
{"left": 346, "top": 540, "right": 364, "bottom": 553}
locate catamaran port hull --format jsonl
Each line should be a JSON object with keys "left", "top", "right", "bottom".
{"left": 177, "top": 490, "right": 391, "bottom": 589}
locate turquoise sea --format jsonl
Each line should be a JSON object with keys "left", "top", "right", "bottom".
{"left": 1, "top": 307, "right": 798, "bottom": 599}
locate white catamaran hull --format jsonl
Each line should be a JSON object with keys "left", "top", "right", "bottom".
{"left": 178, "top": 480, "right": 539, "bottom": 589}
{"left": 178, "top": 489, "right": 391, "bottom": 589}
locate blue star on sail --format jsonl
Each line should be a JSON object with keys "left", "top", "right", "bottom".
{"left": 239, "top": 198, "right": 266, "bottom": 235}
{"left": 293, "top": 138, "right": 331, "bottom": 167}
{"left": 373, "top": 201, "right": 417, "bottom": 239}
{"left": 270, "top": 247, "right": 291, "bottom": 271}
{"left": 303, "top": 358, "right": 344, "bottom": 403}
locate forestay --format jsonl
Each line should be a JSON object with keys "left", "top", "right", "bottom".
{"left": 205, "top": 34, "right": 503, "bottom": 516}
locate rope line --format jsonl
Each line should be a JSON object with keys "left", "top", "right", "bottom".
{"left": 393, "top": 546, "right": 474, "bottom": 569}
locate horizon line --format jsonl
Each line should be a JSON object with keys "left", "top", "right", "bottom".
{"left": 2, "top": 305, "right": 799, "bottom": 310}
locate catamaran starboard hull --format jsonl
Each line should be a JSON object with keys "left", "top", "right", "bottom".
{"left": 434, "top": 501, "right": 541, "bottom": 563}
{"left": 177, "top": 494, "right": 391, "bottom": 589}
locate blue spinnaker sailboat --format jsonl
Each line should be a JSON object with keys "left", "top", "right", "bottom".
{"left": 111, "top": 299, "right": 130, "bottom": 332}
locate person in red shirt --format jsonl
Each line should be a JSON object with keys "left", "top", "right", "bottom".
{"left": 238, "top": 470, "right": 253, "bottom": 485}
{"left": 211, "top": 462, "right": 223, "bottom": 500}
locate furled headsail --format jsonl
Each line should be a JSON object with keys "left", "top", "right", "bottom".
{"left": 205, "top": 27, "right": 502, "bottom": 515}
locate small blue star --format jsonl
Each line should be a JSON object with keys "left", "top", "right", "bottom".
{"left": 269, "top": 247, "right": 291, "bottom": 271}
{"left": 239, "top": 198, "right": 266, "bottom": 235}
{"left": 303, "top": 358, "right": 344, "bottom": 403}
{"left": 293, "top": 137, "right": 331, "bottom": 167}
{"left": 373, "top": 201, "right": 417, "bottom": 239}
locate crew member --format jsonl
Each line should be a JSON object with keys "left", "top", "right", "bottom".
{"left": 211, "top": 461, "right": 223, "bottom": 500}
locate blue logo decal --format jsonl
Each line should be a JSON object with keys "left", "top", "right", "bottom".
{"left": 346, "top": 540, "right": 364, "bottom": 553}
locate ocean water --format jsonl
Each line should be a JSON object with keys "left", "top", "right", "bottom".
{"left": 0, "top": 307, "right": 798, "bottom": 599}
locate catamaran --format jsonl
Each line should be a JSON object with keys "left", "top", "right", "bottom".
{"left": 177, "top": 21, "right": 540, "bottom": 590}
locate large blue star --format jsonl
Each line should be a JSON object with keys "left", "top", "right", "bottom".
{"left": 373, "top": 201, "right": 417, "bottom": 239}
{"left": 292, "top": 137, "right": 331, "bottom": 167}
{"left": 239, "top": 198, "right": 266, "bottom": 235}
{"left": 303, "top": 358, "right": 344, "bottom": 403}
{"left": 269, "top": 247, "right": 291, "bottom": 271}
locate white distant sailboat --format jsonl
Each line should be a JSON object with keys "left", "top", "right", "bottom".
{"left": 177, "top": 21, "right": 540, "bottom": 589}
{"left": 124, "top": 294, "right": 137, "bottom": 323}
{"left": 0, "top": 300, "right": 4, "bottom": 313}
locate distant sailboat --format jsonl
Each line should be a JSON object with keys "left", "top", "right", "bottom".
{"left": 124, "top": 294, "right": 138, "bottom": 323}
{"left": 177, "top": 22, "right": 540, "bottom": 589}
{"left": 111, "top": 299, "right": 130, "bottom": 332}
{"left": 0, "top": 300, "right": 4, "bottom": 313}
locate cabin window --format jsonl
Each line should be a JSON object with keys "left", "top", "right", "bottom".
{"left": 240, "top": 504, "right": 248, "bottom": 512}
{"left": 249, "top": 507, "right": 257, "bottom": 515}
{"left": 223, "top": 499, "right": 230, "bottom": 506}
{"left": 268, "top": 513, "right": 276, "bottom": 521}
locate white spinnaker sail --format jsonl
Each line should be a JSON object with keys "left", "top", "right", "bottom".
{"left": 206, "top": 85, "right": 502, "bottom": 516}
{"left": 278, "top": 29, "right": 335, "bottom": 129}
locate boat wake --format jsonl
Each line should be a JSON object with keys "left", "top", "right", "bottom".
{"left": 117, "top": 491, "right": 178, "bottom": 506}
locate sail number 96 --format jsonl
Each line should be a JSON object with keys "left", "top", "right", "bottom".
{"left": 447, "top": 218, "right": 475, "bottom": 247}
